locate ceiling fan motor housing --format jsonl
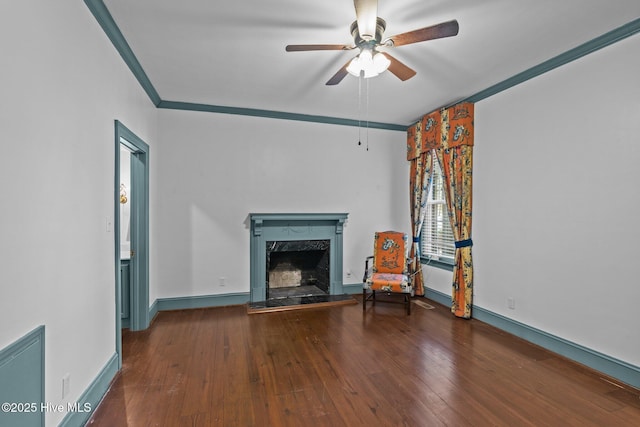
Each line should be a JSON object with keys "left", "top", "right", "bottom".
{"left": 350, "top": 17, "right": 387, "bottom": 47}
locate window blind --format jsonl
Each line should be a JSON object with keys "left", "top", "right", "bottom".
{"left": 421, "top": 159, "right": 455, "bottom": 261}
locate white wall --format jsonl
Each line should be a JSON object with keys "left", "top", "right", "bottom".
{"left": 426, "top": 33, "right": 640, "bottom": 367}
{"left": 154, "top": 109, "right": 409, "bottom": 299}
{"left": 0, "top": 2, "right": 157, "bottom": 425}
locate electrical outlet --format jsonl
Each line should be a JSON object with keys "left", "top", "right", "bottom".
{"left": 219, "top": 277, "right": 226, "bottom": 286}
{"left": 62, "top": 373, "right": 71, "bottom": 398}
{"left": 507, "top": 297, "right": 515, "bottom": 310}
{"left": 346, "top": 270, "right": 352, "bottom": 279}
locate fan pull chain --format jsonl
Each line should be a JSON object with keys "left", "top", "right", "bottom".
{"left": 366, "top": 77, "right": 370, "bottom": 151}
{"left": 357, "top": 74, "right": 362, "bottom": 146}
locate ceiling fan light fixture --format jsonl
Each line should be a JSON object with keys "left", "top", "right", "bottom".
{"left": 347, "top": 48, "right": 388, "bottom": 79}
{"left": 363, "top": 67, "right": 378, "bottom": 79}
{"left": 346, "top": 49, "right": 389, "bottom": 78}
{"left": 346, "top": 56, "right": 361, "bottom": 77}
{"left": 359, "top": 49, "right": 374, "bottom": 71}
{"left": 372, "top": 51, "right": 390, "bottom": 73}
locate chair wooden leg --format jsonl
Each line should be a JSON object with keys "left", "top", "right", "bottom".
{"left": 364, "top": 289, "right": 412, "bottom": 315}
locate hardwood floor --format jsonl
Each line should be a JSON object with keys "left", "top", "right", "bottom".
{"left": 87, "top": 297, "right": 640, "bottom": 426}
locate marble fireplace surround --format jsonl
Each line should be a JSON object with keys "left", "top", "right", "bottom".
{"left": 249, "top": 213, "right": 348, "bottom": 303}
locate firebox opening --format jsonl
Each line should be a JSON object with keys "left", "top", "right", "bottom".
{"left": 266, "top": 240, "right": 330, "bottom": 300}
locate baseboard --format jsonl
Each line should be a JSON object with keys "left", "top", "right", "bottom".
{"left": 342, "top": 283, "right": 363, "bottom": 295}
{"left": 59, "top": 352, "right": 118, "bottom": 427}
{"left": 424, "top": 288, "right": 452, "bottom": 308}
{"left": 149, "top": 298, "right": 159, "bottom": 322}
{"left": 425, "top": 287, "right": 640, "bottom": 390}
{"left": 154, "top": 292, "right": 250, "bottom": 312}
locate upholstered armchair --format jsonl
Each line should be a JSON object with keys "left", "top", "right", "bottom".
{"left": 363, "top": 231, "right": 413, "bottom": 315}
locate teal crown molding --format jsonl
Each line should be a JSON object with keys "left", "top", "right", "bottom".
{"left": 464, "top": 17, "right": 640, "bottom": 104}
{"left": 157, "top": 100, "right": 407, "bottom": 131}
{"left": 85, "top": 0, "right": 640, "bottom": 133}
{"left": 83, "top": 0, "right": 405, "bottom": 131}
{"left": 84, "top": 0, "right": 161, "bottom": 106}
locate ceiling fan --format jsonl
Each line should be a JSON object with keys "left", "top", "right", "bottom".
{"left": 285, "top": 0, "right": 459, "bottom": 85}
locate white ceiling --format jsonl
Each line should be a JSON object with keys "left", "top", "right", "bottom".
{"left": 102, "top": 0, "right": 640, "bottom": 127}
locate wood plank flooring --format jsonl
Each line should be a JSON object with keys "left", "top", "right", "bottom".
{"left": 87, "top": 297, "right": 640, "bottom": 426}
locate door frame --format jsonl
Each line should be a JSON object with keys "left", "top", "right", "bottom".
{"left": 114, "top": 120, "right": 150, "bottom": 367}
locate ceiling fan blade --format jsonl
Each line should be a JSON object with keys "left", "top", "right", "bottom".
{"left": 388, "top": 20, "right": 459, "bottom": 47}
{"left": 384, "top": 53, "right": 417, "bottom": 81}
{"left": 353, "top": 0, "right": 378, "bottom": 41}
{"left": 286, "top": 44, "right": 353, "bottom": 52}
{"left": 326, "top": 60, "right": 352, "bottom": 85}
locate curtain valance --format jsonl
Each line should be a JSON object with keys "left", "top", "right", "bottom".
{"left": 406, "top": 102, "right": 474, "bottom": 161}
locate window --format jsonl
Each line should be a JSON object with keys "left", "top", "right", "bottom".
{"left": 421, "top": 158, "right": 455, "bottom": 265}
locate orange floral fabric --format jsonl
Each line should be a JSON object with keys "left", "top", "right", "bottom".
{"left": 406, "top": 121, "right": 421, "bottom": 161}
{"left": 406, "top": 110, "right": 442, "bottom": 160}
{"left": 407, "top": 109, "right": 442, "bottom": 296}
{"left": 408, "top": 151, "right": 433, "bottom": 296}
{"left": 372, "top": 231, "right": 407, "bottom": 274}
{"left": 443, "top": 103, "right": 474, "bottom": 149}
{"left": 367, "top": 273, "right": 410, "bottom": 293}
{"left": 436, "top": 145, "right": 474, "bottom": 318}
{"left": 422, "top": 110, "right": 442, "bottom": 151}
{"left": 366, "top": 232, "right": 411, "bottom": 293}
{"left": 407, "top": 102, "right": 474, "bottom": 318}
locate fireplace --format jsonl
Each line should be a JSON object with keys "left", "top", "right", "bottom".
{"left": 266, "top": 239, "right": 330, "bottom": 299}
{"left": 249, "top": 213, "right": 348, "bottom": 303}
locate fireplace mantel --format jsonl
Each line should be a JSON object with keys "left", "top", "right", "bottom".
{"left": 249, "top": 213, "right": 348, "bottom": 303}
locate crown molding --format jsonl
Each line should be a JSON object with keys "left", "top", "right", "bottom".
{"left": 157, "top": 101, "right": 407, "bottom": 131}
{"left": 85, "top": 1, "right": 640, "bottom": 132}
{"left": 464, "top": 17, "right": 640, "bottom": 103}
{"left": 84, "top": 0, "right": 161, "bottom": 106}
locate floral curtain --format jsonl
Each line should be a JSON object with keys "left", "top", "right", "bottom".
{"left": 407, "top": 111, "right": 440, "bottom": 296}
{"left": 407, "top": 102, "right": 474, "bottom": 318}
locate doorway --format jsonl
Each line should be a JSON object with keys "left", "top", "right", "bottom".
{"left": 120, "top": 145, "right": 132, "bottom": 328}
{"left": 114, "top": 120, "right": 149, "bottom": 368}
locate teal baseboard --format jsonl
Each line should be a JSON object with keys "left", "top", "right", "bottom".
{"left": 342, "top": 283, "right": 364, "bottom": 295}
{"left": 424, "top": 287, "right": 640, "bottom": 390}
{"left": 59, "top": 352, "right": 118, "bottom": 427}
{"left": 154, "top": 292, "right": 250, "bottom": 312}
{"left": 149, "top": 299, "right": 159, "bottom": 323}
{"left": 424, "top": 288, "right": 451, "bottom": 308}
